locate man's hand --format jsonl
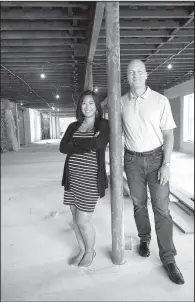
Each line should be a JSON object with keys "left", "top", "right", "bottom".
{"left": 94, "top": 131, "right": 100, "bottom": 137}
{"left": 157, "top": 165, "right": 170, "bottom": 186}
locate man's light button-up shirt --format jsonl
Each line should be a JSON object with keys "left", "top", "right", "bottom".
{"left": 121, "top": 87, "right": 176, "bottom": 152}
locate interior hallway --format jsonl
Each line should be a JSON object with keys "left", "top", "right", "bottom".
{"left": 1, "top": 140, "right": 194, "bottom": 301}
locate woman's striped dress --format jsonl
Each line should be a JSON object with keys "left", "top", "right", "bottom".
{"left": 63, "top": 129, "right": 99, "bottom": 212}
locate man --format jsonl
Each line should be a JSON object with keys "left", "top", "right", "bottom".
{"left": 121, "top": 59, "right": 184, "bottom": 285}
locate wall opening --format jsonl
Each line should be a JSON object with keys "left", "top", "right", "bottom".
{"left": 183, "top": 93, "right": 194, "bottom": 143}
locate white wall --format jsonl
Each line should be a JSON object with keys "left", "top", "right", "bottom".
{"left": 49, "top": 114, "right": 61, "bottom": 139}
{"left": 59, "top": 117, "right": 76, "bottom": 137}
{"left": 51, "top": 116, "right": 56, "bottom": 139}
{"left": 164, "top": 78, "right": 194, "bottom": 99}
{"left": 23, "top": 108, "right": 31, "bottom": 145}
{"left": 164, "top": 78, "right": 194, "bottom": 154}
{"left": 29, "top": 109, "right": 42, "bottom": 142}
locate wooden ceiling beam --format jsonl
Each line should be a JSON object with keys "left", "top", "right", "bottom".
{"left": 1, "top": 8, "right": 88, "bottom": 20}
{"left": 119, "top": 7, "right": 191, "bottom": 18}
{"left": 98, "top": 36, "right": 193, "bottom": 44}
{"left": 1, "top": 2, "right": 89, "bottom": 8}
{"left": 1, "top": 58, "right": 86, "bottom": 63}
{"left": 1, "top": 46, "right": 86, "bottom": 53}
{"left": 92, "top": 64, "right": 194, "bottom": 70}
{"left": 67, "top": 5, "right": 79, "bottom": 93}
{"left": 2, "top": 71, "right": 80, "bottom": 75}
{"left": 1, "top": 20, "right": 87, "bottom": 31}
{"left": 1, "top": 74, "right": 80, "bottom": 79}
{"left": 2, "top": 71, "right": 83, "bottom": 76}
{"left": 94, "top": 49, "right": 194, "bottom": 56}
{"left": 119, "top": 2, "right": 194, "bottom": 7}
{"left": 2, "top": 69, "right": 80, "bottom": 77}
{"left": 1, "top": 31, "right": 85, "bottom": 39}
{"left": 99, "top": 28, "right": 194, "bottom": 38}
{"left": 1, "top": 39, "right": 86, "bottom": 47}
{"left": 1, "top": 84, "right": 79, "bottom": 88}
{"left": 102, "top": 19, "right": 193, "bottom": 29}
{"left": 144, "top": 11, "right": 194, "bottom": 63}
{"left": 0, "top": 65, "right": 85, "bottom": 72}
{"left": 96, "top": 44, "right": 194, "bottom": 51}
{"left": 93, "top": 56, "right": 194, "bottom": 62}
{"left": 1, "top": 53, "right": 86, "bottom": 58}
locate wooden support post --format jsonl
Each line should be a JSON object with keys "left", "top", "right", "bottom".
{"left": 84, "top": 2, "right": 105, "bottom": 91}
{"left": 15, "top": 103, "right": 20, "bottom": 148}
{"left": 84, "top": 61, "right": 93, "bottom": 90}
{"left": 106, "top": 2, "right": 125, "bottom": 265}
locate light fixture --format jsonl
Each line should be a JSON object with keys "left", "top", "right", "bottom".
{"left": 40, "top": 65, "right": 46, "bottom": 79}
{"left": 52, "top": 106, "right": 55, "bottom": 110}
{"left": 20, "top": 102, "right": 23, "bottom": 106}
{"left": 57, "top": 109, "right": 59, "bottom": 112}
{"left": 56, "top": 94, "right": 60, "bottom": 99}
{"left": 40, "top": 73, "right": 45, "bottom": 79}
{"left": 94, "top": 87, "right": 98, "bottom": 92}
{"left": 167, "top": 64, "right": 172, "bottom": 69}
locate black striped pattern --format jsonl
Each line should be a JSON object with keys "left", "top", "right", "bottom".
{"left": 63, "top": 129, "right": 99, "bottom": 212}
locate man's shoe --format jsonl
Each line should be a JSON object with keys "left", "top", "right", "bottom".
{"left": 163, "top": 263, "right": 185, "bottom": 285}
{"left": 138, "top": 242, "right": 150, "bottom": 257}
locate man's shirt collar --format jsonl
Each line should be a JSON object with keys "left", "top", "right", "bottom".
{"left": 129, "top": 86, "right": 151, "bottom": 100}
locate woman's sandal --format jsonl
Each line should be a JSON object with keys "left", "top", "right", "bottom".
{"left": 70, "top": 252, "right": 85, "bottom": 266}
{"left": 78, "top": 251, "right": 96, "bottom": 267}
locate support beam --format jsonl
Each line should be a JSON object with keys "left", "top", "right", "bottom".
{"left": 84, "top": 61, "right": 93, "bottom": 90}
{"left": 98, "top": 36, "right": 193, "bottom": 45}
{"left": 119, "top": 1, "right": 194, "bottom": 6}
{"left": 1, "top": 2, "right": 88, "bottom": 9}
{"left": 1, "top": 9, "right": 88, "bottom": 20}
{"left": 102, "top": 19, "right": 193, "bottom": 29}
{"left": 119, "top": 7, "right": 192, "bottom": 18}
{"left": 84, "top": 2, "right": 105, "bottom": 90}
{"left": 100, "top": 28, "right": 194, "bottom": 38}
{"left": 1, "top": 58, "right": 77, "bottom": 63}
{"left": 1, "top": 31, "right": 85, "bottom": 40}
{"left": 1, "top": 53, "right": 85, "bottom": 58}
{"left": 106, "top": 2, "right": 124, "bottom": 265}
{"left": 1, "top": 46, "right": 86, "bottom": 53}
{"left": 15, "top": 104, "right": 20, "bottom": 148}
{"left": 1, "top": 39, "right": 86, "bottom": 47}
{"left": 1, "top": 20, "right": 87, "bottom": 31}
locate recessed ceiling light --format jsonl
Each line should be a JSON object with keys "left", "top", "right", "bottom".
{"left": 40, "top": 73, "right": 45, "bottom": 79}
{"left": 167, "top": 64, "right": 172, "bottom": 69}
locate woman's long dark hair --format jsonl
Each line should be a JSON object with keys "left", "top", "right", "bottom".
{"left": 76, "top": 90, "right": 103, "bottom": 126}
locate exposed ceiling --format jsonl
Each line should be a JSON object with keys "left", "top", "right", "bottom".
{"left": 95, "top": 1, "right": 194, "bottom": 96}
{"left": 1, "top": 1, "right": 95, "bottom": 115}
{"left": 1, "top": 1, "right": 194, "bottom": 116}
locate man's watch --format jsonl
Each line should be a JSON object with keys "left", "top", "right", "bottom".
{"left": 163, "top": 162, "right": 170, "bottom": 168}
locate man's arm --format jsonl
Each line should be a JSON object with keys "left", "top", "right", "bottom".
{"left": 162, "top": 129, "right": 174, "bottom": 164}
{"left": 158, "top": 129, "right": 174, "bottom": 186}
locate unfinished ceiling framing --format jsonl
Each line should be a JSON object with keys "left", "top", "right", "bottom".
{"left": 0, "top": 1, "right": 194, "bottom": 115}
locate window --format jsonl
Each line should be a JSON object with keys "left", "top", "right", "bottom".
{"left": 183, "top": 93, "right": 194, "bottom": 143}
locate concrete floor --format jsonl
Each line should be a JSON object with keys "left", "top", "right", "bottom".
{"left": 1, "top": 140, "right": 194, "bottom": 301}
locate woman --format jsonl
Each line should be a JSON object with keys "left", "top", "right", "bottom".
{"left": 60, "top": 90, "right": 109, "bottom": 267}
